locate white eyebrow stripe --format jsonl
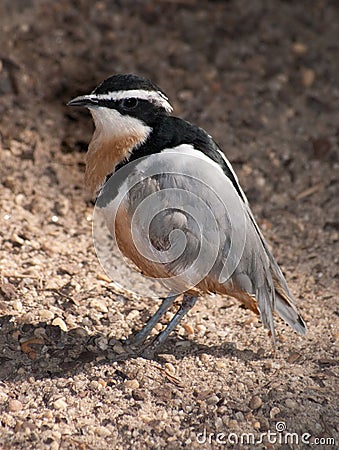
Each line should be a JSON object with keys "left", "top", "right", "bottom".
{"left": 91, "top": 89, "right": 173, "bottom": 113}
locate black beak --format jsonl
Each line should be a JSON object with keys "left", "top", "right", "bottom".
{"left": 67, "top": 95, "right": 98, "bottom": 107}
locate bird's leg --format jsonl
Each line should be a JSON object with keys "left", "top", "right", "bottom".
{"left": 125, "top": 291, "right": 178, "bottom": 347}
{"left": 142, "top": 294, "right": 197, "bottom": 358}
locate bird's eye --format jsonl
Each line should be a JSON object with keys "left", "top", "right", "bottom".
{"left": 120, "top": 98, "right": 138, "bottom": 109}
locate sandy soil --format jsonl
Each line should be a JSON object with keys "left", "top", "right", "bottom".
{"left": 0, "top": 1, "right": 338, "bottom": 449}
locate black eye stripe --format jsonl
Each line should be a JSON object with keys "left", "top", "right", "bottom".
{"left": 120, "top": 98, "right": 138, "bottom": 109}
{"left": 97, "top": 97, "right": 140, "bottom": 109}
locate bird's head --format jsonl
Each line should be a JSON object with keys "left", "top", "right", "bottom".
{"left": 68, "top": 74, "right": 173, "bottom": 198}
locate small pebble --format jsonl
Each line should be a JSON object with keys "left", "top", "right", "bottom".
{"left": 95, "top": 426, "right": 111, "bottom": 437}
{"left": 301, "top": 68, "right": 315, "bottom": 87}
{"left": 90, "top": 298, "right": 108, "bottom": 313}
{"left": 124, "top": 379, "right": 140, "bottom": 390}
{"left": 291, "top": 42, "right": 307, "bottom": 55}
{"left": 0, "top": 392, "right": 9, "bottom": 403}
{"left": 206, "top": 394, "right": 219, "bottom": 405}
{"left": 165, "top": 425, "right": 174, "bottom": 436}
{"left": 71, "top": 327, "right": 88, "bottom": 338}
{"left": 34, "top": 327, "right": 46, "bottom": 338}
{"left": 39, "top": 309, "right": 54, "bottom": 321}
{"left": 126, "top": 309, "right": 139, "bottom": 321}
{"left": 200, "top": 353, "right": 209, "bottom": 363}
{"left": 8, "top": 399, "right": 23, "bottom": 412}
{"left": 235, "top": 411, "right": 244, "bottom": 421}
{"left": 253, "top": 421, "right": 261, "bottom": 429}
{"left": 183, "top": 323, "right": 194, "bottom": 335}
{"left": 215, "top": 416, "right": 223, "bottom": 430}
{"left": 53, "top": 398, "right": 67, "bottom": 410}
{"left": 11, "top": 233, "right": 24, "bottom": 246}
{"left": 12, "top": 300, "right": 23, "bottom": 312}
{"left": 140, "top": 414, "right": 152, "bottom": 424}
{"left": 132, "top": 390, "right": 147, "bottom": 401}
{"left": 43, "top": 410, "right": 53, "bottom": 419}
{"left": 164, "top": 363, "right": 176, "bottom": 375}
{"left": 285, "top": 398, "right": 298, "bottom": 409}
{"left": 154, "top": 323, "right": 163, "bottom": 332}
{"left": 98, "top": 379, "right": 107, "bottom": 388}
{"left": 270, "top": 406, "right": 281, "bottom": 419}
{"left": 287, "top": 351, "right": 301, "bottom": 364}
{"left": 52, "top": 317, "right": 67, "bottom": 332}
{"left": 249, "top": 395, "right": 263, "bottom": 410}
{"left": 90, "top": 380, "right": 101, "bottom": 390}
{"left": 228, "top": 419, "right": 239, "bottom": 430}
{"left": 196, "top": 324, "right": 206, "bottom": 336}
{"left": 215, "top": 360, "right": 227, "bottom": 369}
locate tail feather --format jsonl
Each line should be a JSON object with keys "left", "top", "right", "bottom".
{"left": 274, "top": 289, "right": 307, "bottom": 335}
{"left": 256, "top": 281, "right": 276, "bottom": 344}
{"left": 238, "top": 204, "right": 307, "bottom": 337}
{"left": 270, "top": 260, "right": 307, "bottom": 335}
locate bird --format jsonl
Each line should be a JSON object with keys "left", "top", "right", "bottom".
{"left": 68, "top": 73, "right": 307, "bottom": 355}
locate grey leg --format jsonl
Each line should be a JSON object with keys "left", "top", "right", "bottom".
{"left": 126, "top": 291, "right": 178, "bottom": 346}
{"left": 143, "top": 294, "right": 197, "bottom": 357}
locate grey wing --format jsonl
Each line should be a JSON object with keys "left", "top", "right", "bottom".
{"left": 122, "top": 146, "right": 306, "bottom": 337}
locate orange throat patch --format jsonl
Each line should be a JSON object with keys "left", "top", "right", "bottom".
{"left": 85, "top": 132, "right": 146, "bottom": 199}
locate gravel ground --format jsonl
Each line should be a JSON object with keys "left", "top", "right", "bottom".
{"left": 0, "top": 1, "right": 338, "bottom": 449}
